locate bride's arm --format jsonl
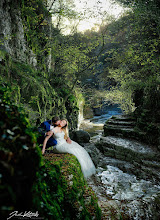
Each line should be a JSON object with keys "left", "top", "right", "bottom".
{"left": 66, "top": 137, "right": 72, "bottom": 144}
{"left": 42, "top": 133, "right": 53, "bottom": 155}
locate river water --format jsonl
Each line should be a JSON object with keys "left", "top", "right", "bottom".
{"left": 90, "top": 104, "right": 123, "bottom": 124}
{"left": 80, "top": 105, "right": 160, "bottom": 219}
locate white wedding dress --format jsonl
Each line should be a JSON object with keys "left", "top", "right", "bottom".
{"left": 53, "top": 130, "right": 96, "bottom": 179}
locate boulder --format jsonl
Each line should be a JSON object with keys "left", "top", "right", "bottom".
{"left": 83, "top": 106, "right": 94, "bottom": 119}
{"left": 70, "top": 130, "right": 90, "bottom": 144}
{"left": 83, "top": 143, "right": 102, "bottom": 167}
{"left": 92, "top": 107, "right": 102, "bottom": 116}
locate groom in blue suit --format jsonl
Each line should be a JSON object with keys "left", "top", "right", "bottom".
{"left": 37, "top": 116, "right": 61, "bottom": 148}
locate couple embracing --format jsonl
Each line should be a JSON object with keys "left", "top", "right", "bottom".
{"left": 38, "top": 116, "right": 96, "bottom": 179}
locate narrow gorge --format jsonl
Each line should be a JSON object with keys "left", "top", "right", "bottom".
{"left": 80, "top": 110, "right": 160, "bottom": 219}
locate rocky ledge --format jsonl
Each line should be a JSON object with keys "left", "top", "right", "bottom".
{"left": 98, "top": 115, "right": 160, "bottom": 184}
{"left": 85, "top": 114, "right": 160, "bottom": 219}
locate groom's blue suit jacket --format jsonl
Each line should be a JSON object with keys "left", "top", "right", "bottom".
{"left": 40, "top": 120, "right": 52, "bottom": 132}
{"left": 38, "top": 120, "right": 57, "bottom": 147}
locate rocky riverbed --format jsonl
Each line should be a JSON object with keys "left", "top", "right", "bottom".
{"left": 81, "top": 114, "right": 160, "bottom": 219}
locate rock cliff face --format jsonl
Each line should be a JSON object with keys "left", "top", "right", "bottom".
{"left": 0, "top": 0, "right": 37, "bottom": 66}
{"left": 0, "top": 0, "right": 82, "bottom": 129}
{"left": 0, "top": 0, "right": 53, "bottom": 71}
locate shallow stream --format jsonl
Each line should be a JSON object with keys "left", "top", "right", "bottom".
{"left": 80, "top": 105, "right": 160, "bottom": 219}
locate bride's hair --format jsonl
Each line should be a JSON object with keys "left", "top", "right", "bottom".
{"left": 61, "top": 119, "right": 68, "bottom": 140}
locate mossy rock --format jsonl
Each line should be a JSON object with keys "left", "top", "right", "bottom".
{"left": 32, "top": 153, "right": 102, "bottom": 220}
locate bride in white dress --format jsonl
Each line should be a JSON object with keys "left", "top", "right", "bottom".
{"left": 42, "top": 119, "right": 96, "bottom": 178}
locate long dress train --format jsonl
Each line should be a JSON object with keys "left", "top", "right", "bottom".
{"left": 52, "top": 130, "right": 96, "bottom": 179}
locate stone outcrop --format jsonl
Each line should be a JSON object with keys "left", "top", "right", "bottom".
{"left": 104, "top": 115, "right": 142, "bottom": 139}
{"left": 0, "top": 0, "right": 52, "bottom": 71}
{"left": 97, "top": 115, "right": 160, "bottom": 184}
{"left": 0, "top": 0, "right": 37, "bottom": 66}
{"left": 70, "top": 130, "right": 90, "bottom": 144}
{"left": 86, "top": 114, "right": 160, "bottom": 219}
{"left": 107, "top": 114, "right": 160, "bottom": 148}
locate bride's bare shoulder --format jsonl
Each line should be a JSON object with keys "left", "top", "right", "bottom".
{"left": 53, "top": 126, "right": 60, "bottom": 133}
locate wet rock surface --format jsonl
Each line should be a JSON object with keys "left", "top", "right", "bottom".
{"left": 104, "top": 115, "right": 147, "bottom": 143}
{"left": 82, "top": 114, "right": 160, "bottom": 219}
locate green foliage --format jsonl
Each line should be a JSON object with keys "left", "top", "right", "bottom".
{"left": 0, "top": 52, "right": 80, "bottom": 129}
{"left": 0, "top": 86, "right": 101, "bottom": 219}
{"left": 93, "top": 9, "right": 160, "bottom": 115}
{"left": 33, "top": 157, "right": 74, "bottom": 219}
{"left": 85, "top": 2, "right": 160, "bottom": 145}
{"left": 0, "top": 85, "right": 41, "bottom": 219}
{"left": 1, "top": 1, "right": 103, "bottom": 218}
{"left": 1, "top": 0, "right": 98, "bottom": 128}
{"left": 32, "top": 161, "right": 64, "bottom": 219}
{"left": 32, "top": 154, "right": 101, "bottom": 219}
{"left": 21, "top": 0, "right": 51, "bottom": 70}
{"left": 51, "top": 32, "right": 99, "bottom": 92}
{"left": 1, "top": 0, "right": 105, "bottom": 128}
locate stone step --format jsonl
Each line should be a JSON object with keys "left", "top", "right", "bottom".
{"left": 104, "top": 113, "right": 160, "bottom": 150}
{"left": 105, "top": 124, "right": 134, "bottom": 130}
{"left": 95, "top": 136, "right": 160, "bottom": 183}
{"left": 110, "top": 114, "right": 136, "bottom": 122}
{"left": 106, "top": 119, "right": 136, "bottom": 127}
{"left": 103, "top": 124, "right": 146, "bottom": 142}
{"left": 100, "top": 136, "right": 155, "bottom": 154}
{"left": 142, "top": 160, "right": 160, "bottom": 169}
{"left": 96, "top": 136, "right": 160, "bottom": 164}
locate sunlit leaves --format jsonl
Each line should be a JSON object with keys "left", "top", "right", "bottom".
{"left": 92, "top": 0, "right": 160, "bottom": 113}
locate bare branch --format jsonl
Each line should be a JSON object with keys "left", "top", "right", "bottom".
{"left": 34, "top": 0, "right": 58, "bottom": 30}
{"left": 48, "top": 0, "right": 57, "bottom": 12}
